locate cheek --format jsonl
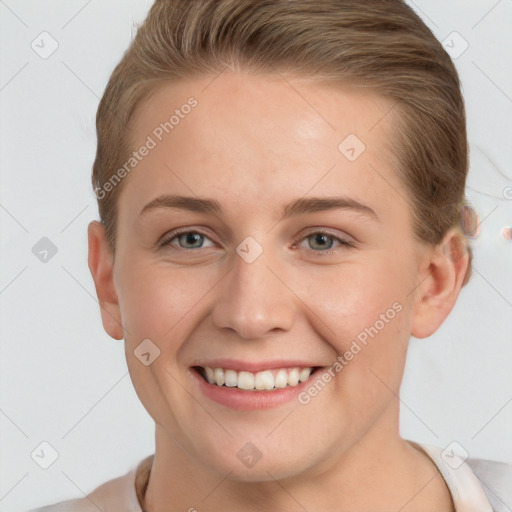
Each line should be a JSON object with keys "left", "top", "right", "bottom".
{"left": 116, "top": 262, "right": 216, "bottom": 423}
{"left": 302, "top": 257, "right": 412, "bottom": 385}
{"left": 117, "top": 261, "right": 221, "bottom": 342}
{"left": 303, "top": 256, "right": 408, "bottom": 333}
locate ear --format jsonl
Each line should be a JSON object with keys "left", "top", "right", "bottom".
{"left": 87, "top": 221, "right": 124, "bottom": 340}
{"left": 411, "top": 229, "right": 469, "bottom": 339}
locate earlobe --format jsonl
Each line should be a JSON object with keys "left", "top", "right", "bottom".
{"left": 87, "top": 221, "right": 124, "bottom": 340}
{"left": 410, "top": 230, "right": 469, "bottom": 339}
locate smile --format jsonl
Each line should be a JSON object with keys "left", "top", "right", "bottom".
{"left": 196, "top": 366, "right": 319, "bottom": 391}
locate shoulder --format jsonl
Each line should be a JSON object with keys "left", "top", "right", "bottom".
{"left": 410, "top": 440, "right": 512, "bottom": 512}
{"left": 28, "top": 456, "right": 153, "bottom": 512}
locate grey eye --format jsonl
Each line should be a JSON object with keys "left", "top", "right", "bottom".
{"left": 307, "top": 233, "right": 335, "bottom": 250}
{"left": 176, "top": 232, "right": 206, "bottom": 249}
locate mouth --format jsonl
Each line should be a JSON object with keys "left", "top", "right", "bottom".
{"left": 192, "top": 365, "right": 322, "bottom": 391}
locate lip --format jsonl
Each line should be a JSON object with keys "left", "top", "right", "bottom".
{"left": 189, "top": 363, "right": 324, "bottom": 411}
{"left": 190, "top": 358, "right": 320, "bottom": 373}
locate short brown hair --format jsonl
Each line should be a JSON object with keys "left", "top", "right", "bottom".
{"left": 92, "top": 0, "right": 472, "bottom": 284}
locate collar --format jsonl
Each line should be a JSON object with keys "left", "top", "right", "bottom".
{"left": 406, "top": 440, "right": 493, "bottom": 512}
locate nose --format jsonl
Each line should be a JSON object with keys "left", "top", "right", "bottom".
{"left": 211, "top": 246, "right": 296, "bottom": 340}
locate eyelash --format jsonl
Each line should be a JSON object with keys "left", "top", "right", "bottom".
{"left": 158, "top": 228, "right": 355, "bottom": 254}
{"left": 290, "top": 230, "right": 355, "bottom": 254}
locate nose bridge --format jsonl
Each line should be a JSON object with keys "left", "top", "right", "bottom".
{"left": 212, "top": 242, "right": 295, "bottom": 339}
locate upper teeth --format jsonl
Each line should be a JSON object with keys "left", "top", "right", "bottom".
{"left": 203, "top": 367, "right": 313, "bottom": 391}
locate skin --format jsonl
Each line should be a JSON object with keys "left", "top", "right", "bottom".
{"left": 88, "top": 69, "right": 468, "bottom": 511}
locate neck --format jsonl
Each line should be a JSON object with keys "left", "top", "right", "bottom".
{"left": 142, "top": 405, "right": 452, "bottom": 511}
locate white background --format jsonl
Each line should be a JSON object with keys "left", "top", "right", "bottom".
{"left": 1, "top": 1, "right": 511, "bottom": 510}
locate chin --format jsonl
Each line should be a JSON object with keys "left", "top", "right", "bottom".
{"left": 189, "top": 437, "right": 320, "bottom": 483}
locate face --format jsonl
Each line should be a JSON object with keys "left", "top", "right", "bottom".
{"left": 99, "top": 71, "right": 435, "bottom": 481}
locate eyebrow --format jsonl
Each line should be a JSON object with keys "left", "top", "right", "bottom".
{"left": 139, "top": 194, "right": 379, "bottom": 221}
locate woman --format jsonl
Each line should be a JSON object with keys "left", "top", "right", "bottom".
{"left": 32, "top": 0, "right": 512, "bottom": 510}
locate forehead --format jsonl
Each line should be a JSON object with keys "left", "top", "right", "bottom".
{"left": 119, "top": 71, "right": 404, "bottom": 223}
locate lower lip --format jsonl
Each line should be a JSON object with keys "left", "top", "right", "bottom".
{"left": 190, "top": 368, "right": 321, "bottom": 411}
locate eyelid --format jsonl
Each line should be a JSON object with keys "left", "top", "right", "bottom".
{"left": 290, "top": 228, "right": 355, "bottom": 249}
{"left": 158, "top": 227, "right": 217, "bottom": 248}
{"left": 158, "top": 227, "right": 355, "bottom": 252}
